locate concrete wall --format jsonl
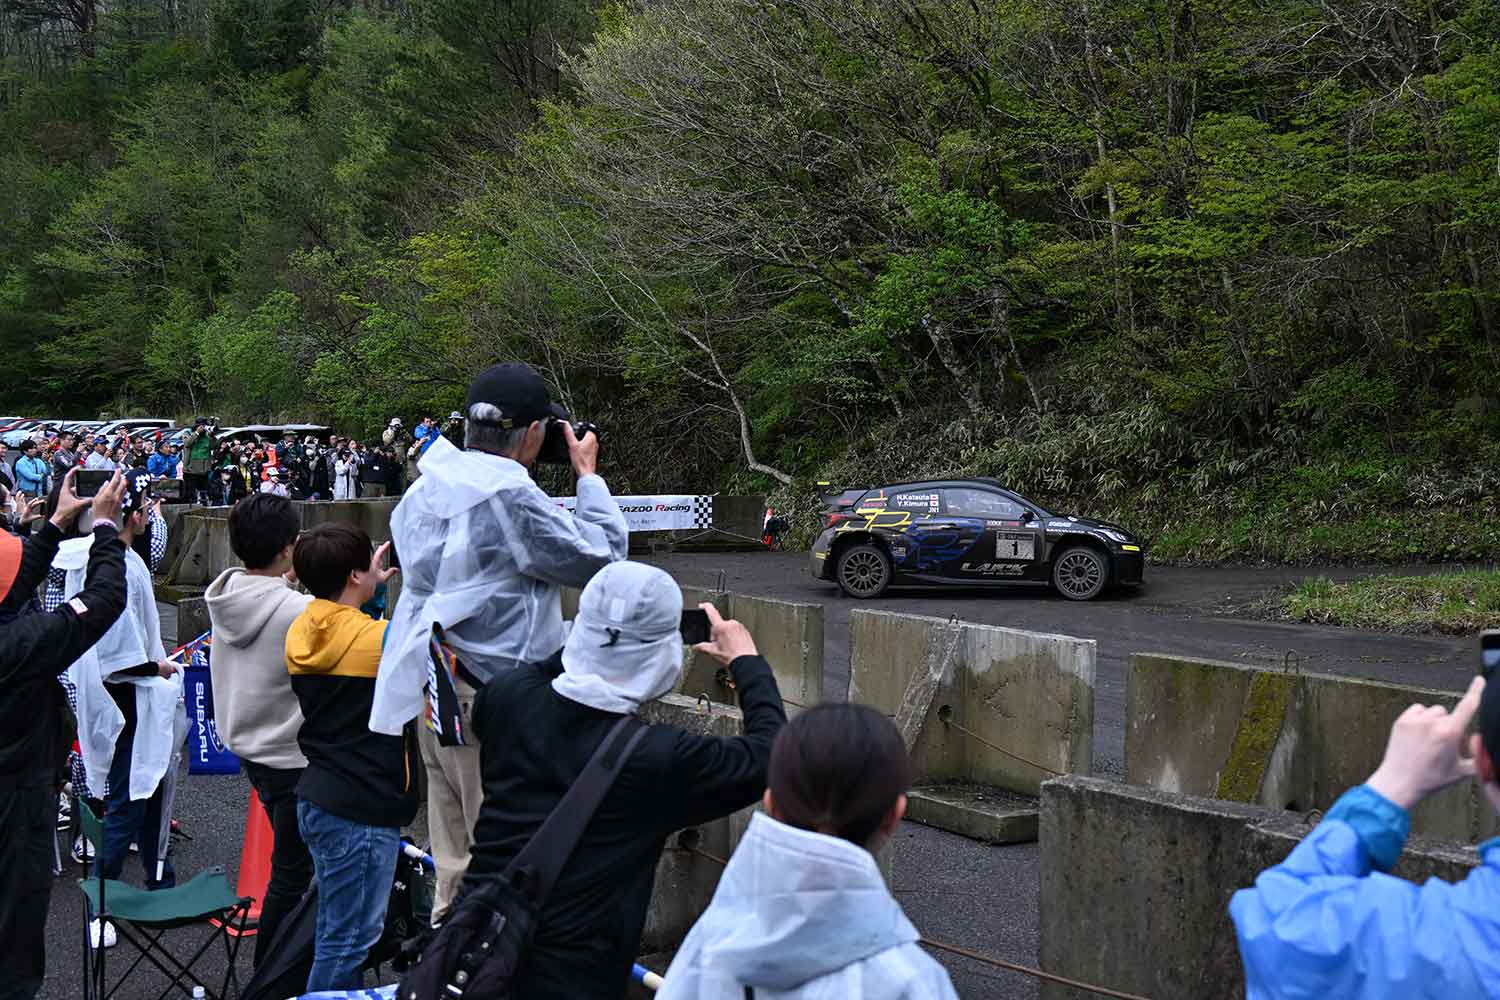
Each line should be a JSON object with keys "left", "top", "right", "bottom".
{"left": 162, "top": 499, "right": 400, "bottom": 588}
{"left": 1127, "top": 653, "right": 1498, "bottom": 842}
{"left": 1039, "top": 776, "right": 1479, "bottom": 1000}
{"left": 848, "top": 610, "right": 1094, "bottom": 793}
{"left": 637, "top": 694, "right": 757, "bottom": 951}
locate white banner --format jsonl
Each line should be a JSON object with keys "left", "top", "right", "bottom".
{"left": 554, "top": 494, "right": 713, "bottom": 533}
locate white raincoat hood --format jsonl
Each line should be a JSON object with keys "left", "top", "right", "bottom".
{"left": 552, "top": 562, "right": 683, "bottom": 714}
{"left": 658, "top": 812, "right": 958, "bottom": 999}
{"left": 370, "top": 436, "right": 629, "bottom": 734}
{"left": 59, "top": 535, "right": 182, "bottom": 801}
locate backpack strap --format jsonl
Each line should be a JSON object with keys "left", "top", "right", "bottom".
{"left": 504, "top": 714, "right": 649, "bottom": 903}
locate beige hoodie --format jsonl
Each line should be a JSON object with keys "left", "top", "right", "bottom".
{"left": 204, "top": 567, "right": 312, "bottom": 770}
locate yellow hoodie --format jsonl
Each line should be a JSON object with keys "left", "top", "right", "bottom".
{"left": 286, "top": 600, "right": 419, "bottom": 827}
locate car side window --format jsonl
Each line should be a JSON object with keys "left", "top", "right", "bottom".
{"left": 943, "top": 488, "right": 1024, "bottom": 519}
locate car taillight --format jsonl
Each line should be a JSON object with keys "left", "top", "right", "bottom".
{"left": 824, "top": 511, "right": 853, "bottom": 529}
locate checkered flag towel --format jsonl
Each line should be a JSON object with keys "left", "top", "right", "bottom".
{"left": 692, "top": 496, "right": 713, "bottom": 529}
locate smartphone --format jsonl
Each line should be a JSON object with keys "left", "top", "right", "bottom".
{"left": 1481, "top": 630, "right": 1500, "bottom": 679}
{"left": 75, "top": 470, "right": 113, "bottom": 498}
{"left": 680, "top": 608, "right": 711, "bottom": 646}
{"left": 387, "top": 543, "right": 400, "bottom": 571}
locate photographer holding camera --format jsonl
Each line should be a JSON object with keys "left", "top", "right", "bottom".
{"left": 372, "top": 362, "right": 628, "bottom": 916}
{"left": 181, "top": 417, "right": 219, "bottom": 505}
{"left": 1231, "top": 671, "right": 1500, "bottom": 996}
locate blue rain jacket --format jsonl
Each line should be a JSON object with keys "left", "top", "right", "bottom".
{"left": 1230, "top": 784, "right": 1500, "bottom": 999}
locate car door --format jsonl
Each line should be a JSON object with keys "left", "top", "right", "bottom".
{"left": 941, "top": 487, "right": 1042, "bottom": 582}
{"left": 872, "top": 487, "right": 966, "bottom": 580}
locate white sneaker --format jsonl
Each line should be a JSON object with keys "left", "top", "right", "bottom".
{"left": 72, "top": 836, "right": 95, "bottom": 864}
{"left": 56, "top": 793, "right": 72, "bottom": 831}
{"left": 89, "top": 918, "right": 117, "bottom": 949}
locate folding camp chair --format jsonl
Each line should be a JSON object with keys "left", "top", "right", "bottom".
{"left": 76, "top": 799, "right": 253, "bottom": 1000}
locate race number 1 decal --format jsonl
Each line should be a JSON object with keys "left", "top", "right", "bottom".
{"left": 996, "top": 532, "right": 1035, "bottom": 561}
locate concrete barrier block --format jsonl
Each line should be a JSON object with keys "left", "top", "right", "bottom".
{"left": 300, "top": 498, "right": 398, "bottom": 543}
{"left": 164, "top": 511, "right": 237, "bottom": 587}
{"left": 1126, "top": 653, "right": 1497, "bottom": 841}
{"left": 176, "top": 597, "right": 211, "bottom": 649}
{"left": 637, "top": 694, "right": 755, "bottom": 951}
{"left": 723, "top": 594, "right": 822, "bottom": 713}
{"left": 849, "top": 610, "right": 1094, "bottom": 795}
{"left": 1039, "top": 775, "right": 1480, "bottom": 1000}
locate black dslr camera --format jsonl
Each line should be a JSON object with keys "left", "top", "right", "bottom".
{"left": 537, "top": 416, "right": 599, "bottom": 465}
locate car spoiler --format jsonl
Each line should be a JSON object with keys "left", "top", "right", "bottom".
{"left": 815, "top": 481, "right": 868, "bottom": 502}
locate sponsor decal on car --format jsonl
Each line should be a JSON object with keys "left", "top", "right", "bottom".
{"left": 892, "top": 492, "right": 940, "bottom": 511}
{"left": 995, "top": 532, "right": 1035, "bottom": 561}
{"left": 960, "top": 562, "right": 1025, "bottom": 576}
{"left": 987, "top": 519, "right": 1023, "bottom": 528}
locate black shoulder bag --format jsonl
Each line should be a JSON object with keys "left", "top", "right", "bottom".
{"left": 396, "top": 714, "right": 648, "bottom": 1000}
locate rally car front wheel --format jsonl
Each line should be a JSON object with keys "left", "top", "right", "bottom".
{"left": 1052, "top": 546, "right": 1108, "bottom": 601}
{"left": 836, "top": 543, "right": 892, "bottom": 599}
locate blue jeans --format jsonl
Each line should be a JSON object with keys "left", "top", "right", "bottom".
{"left": 96, "top": 706, "right": 175, "bottom": 890}
{"left": 297, "top": 801, "right": 399, "bottom": 991}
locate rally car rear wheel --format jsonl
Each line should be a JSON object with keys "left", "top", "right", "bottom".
{"left": 836, "top": 543, "right": 891, "bottom": 598}
{"left": 1052, "top": 546, "right": 1108, "bottom": 601}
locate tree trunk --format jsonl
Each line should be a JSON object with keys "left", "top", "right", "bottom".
{"left": 922, "top": 313, "right": 986, "bottom": 420}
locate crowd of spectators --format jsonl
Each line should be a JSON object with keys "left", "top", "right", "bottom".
{"left": 2, "top": 412, "right": 463, "bottom": 523}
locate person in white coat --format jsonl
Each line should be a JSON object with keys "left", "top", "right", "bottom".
{"left": 332, "top": 449, "right": 356, "bottom": 501}
{"left": 658, "top": 703, "right": 959, "bottom": 1000}
{"left": 371, "top": 362, "right": 628, "bottom": 917}
{"left": 57, "top": 470, "right": 186, "bottom": 948}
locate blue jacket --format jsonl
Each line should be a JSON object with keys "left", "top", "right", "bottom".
{"left": 1230, "top": 785, "right": 1500, "bottom": 998}
{"left": 145, "top": 453, "right": 175, "bottom": 479}
{"left": 14, "top": 454, "right": 48, "bottom": 494}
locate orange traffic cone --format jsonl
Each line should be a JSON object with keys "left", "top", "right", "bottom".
{"left": 216, "top": 789, "right": 273, "bottom": 937}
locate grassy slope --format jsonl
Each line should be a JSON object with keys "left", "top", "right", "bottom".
{"left": 1282, "top": 572, "right": 1500, "bottom": 634}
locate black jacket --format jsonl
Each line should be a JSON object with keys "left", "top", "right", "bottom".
{"left": 0, "top": 522, "right": 128, "bottom": 788}
{"left": 465, "top": 652, "right": 786, "bottom": 1000}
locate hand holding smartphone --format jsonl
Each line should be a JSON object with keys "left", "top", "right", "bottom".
{"left": 680, "top": 608, "right": 711, "bottom": 646}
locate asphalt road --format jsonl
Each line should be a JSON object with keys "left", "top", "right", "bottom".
{"left": 34, "top": 557, "right": 1471, "bottom": 999}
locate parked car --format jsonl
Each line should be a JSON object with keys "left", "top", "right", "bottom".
{"left": 95, "top": 417, "right": 173, "bottom": 439}
{"left": 809, "top": 477, "right": 1145, "bottom": 601}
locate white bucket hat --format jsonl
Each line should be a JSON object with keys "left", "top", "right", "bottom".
{"left": 553, "top": 562, "right": 684, "bottom": 714}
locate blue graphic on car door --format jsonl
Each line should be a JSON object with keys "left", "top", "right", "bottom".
{"left": 883, "top": 490, "right": 985, "bottom": 578}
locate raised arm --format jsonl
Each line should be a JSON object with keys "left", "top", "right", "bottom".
{"left": 656, "top": 607, "right": 786, "bottom": 830}
{"left": 1230, "top": 677, "right": 1493, "bottom": 998}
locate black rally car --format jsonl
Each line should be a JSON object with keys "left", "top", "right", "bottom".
{"left": 809, "top": 478, "right": 1144, "bottom": 600}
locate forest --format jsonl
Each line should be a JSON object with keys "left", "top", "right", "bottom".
{"left": 2, "top": 0, "right": 1498, "bottom": 560}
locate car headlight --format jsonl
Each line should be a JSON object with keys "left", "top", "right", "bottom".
{"left": 1101, "top": 529, "right": 1131, "bottom": 544}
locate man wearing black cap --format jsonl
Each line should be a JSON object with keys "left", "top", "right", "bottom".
{"left": 0, "top": 469, "right": 129, "bottom": 998}
{"left": 1231, "top": 672, "right": 1500, "bottom": 994}
{"left": 371, "top": 362, "right": 629, "bottom": 916}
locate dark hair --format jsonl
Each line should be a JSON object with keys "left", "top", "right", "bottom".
{"left": 767, "top": 703, "right": 911, "bottom": 848}
{"left": 228, "top": 494, "right": 301, "bottom": 570}
{"left": 21, "top": 441, "right": 35, "bottom": 452}
{"left": 293, "top": 523, "right": 371, "bottom": 600}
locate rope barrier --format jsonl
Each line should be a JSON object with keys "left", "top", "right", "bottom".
{"left": 918, "top": 939, "right": 1152, "bottom": 1000}
{"left": 677, "top": 845, "right": 1148, "bottom": 1000}
{"left": 935, "top": 705, "right": 1063, "bottom": 777}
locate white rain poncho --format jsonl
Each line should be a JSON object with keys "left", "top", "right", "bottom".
{"left": 658, "top": 812, "right": 959, "bottom": 1000}
{"left": 57, "top": 535, "right": 183, "bottom": 801}
{"left": 370, "top": 435, "right": 629, "bottom": 734}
